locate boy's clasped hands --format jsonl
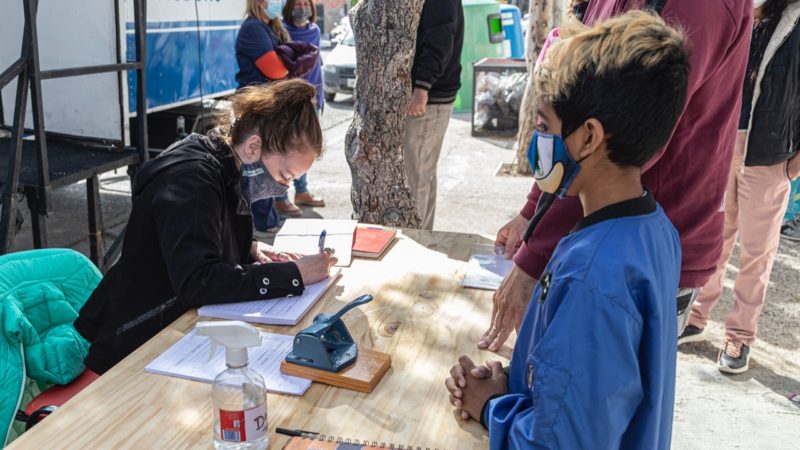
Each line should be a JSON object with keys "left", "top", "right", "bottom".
{"left": 445, "top": 355, "right": 508, "bottom": 422}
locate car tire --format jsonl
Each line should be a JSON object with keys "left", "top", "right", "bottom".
{"left": 324, "top": 92, "right": 336, "bottom": 102}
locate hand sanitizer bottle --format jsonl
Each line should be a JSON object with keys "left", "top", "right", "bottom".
{"left": 196, "top": 321, "right": 268, "bottom": 450}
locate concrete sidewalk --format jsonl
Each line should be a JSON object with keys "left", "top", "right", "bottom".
{"left": 8, "top": 96, "right": 800, "bottom": 448}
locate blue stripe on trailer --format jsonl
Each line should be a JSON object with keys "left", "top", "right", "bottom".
{"left": 125, "top": 20, "right": 242, "bottom": 31}
{"left": 127, "top": 27, "right": 239, "bottom": 113}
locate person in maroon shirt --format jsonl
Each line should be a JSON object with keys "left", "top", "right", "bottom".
{"left": 479, "top": 0, "right": 753, "bottom": 352}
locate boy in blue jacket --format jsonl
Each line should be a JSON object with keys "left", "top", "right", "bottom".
{"left": 445, "top": 11, "right": 689, "bottom": 450}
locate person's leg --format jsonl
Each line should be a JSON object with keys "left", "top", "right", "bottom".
{"left": 293, "top": 174, "right": 309, "bottom": 194}
{"left": 688, "top": 133, "right": 745, "bottom": 330}
{"left": 251, "top": 198, "right": 281, "bottom": 232}
{"left": 403, "top": 110, "right": 432, "bottom": 225}
{"left": 725, "top": 161, "right": 791, "bottom": 346}
{"left": 418, "top": 103, "right": 454, "bottom": 230}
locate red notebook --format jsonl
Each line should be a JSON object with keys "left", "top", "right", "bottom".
{"left": 351, "top": 226, "right": 397, "bottom": 259}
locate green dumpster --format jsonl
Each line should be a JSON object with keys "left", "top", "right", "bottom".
{"left": 454, "top": 0, "right": 506, "bottom": 112}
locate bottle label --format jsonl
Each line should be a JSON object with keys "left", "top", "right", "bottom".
{"left": 219, "top": 404, "right": 267, "bottom": 442}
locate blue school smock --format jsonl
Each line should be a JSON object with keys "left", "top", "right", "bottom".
{"left": 484, "top": 191, "right": 681, "bottom": 450}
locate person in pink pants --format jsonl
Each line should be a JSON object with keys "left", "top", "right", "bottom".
{"left": 680, "top": 0, "right": 800, "bottom": 375}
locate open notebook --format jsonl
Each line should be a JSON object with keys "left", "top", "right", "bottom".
{"left": 197, "top": 270, "right": 340, "bottom": 326}
{"left": 145, "top": 329, "right": 312, "bottom": 395}
{"left": 273, "top": 219, "right": 357, "bottom": 267}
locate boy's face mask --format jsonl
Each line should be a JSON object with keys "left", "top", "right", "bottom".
{"left": 265, "top": 0, "right": 285, "bottom": 19}
{"left": 527, "top": 130, "right": 588, "bottom": 198}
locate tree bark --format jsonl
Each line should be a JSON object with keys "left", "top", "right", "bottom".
{"left": 345, "top": 0, "right": 425, "bottom": 227}
{"left": 514, "top": 0, "right": 566, "bottom": 175}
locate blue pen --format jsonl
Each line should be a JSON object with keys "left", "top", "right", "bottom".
{"left": 318, "top": 229, "right": 327, "bottom": 253}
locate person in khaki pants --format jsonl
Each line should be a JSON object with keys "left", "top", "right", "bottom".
{"left": 680, "top": 0, "right": 800, "bottom": 374}
{"left": 403, "top": 0, "right": 464, "bottom": 230}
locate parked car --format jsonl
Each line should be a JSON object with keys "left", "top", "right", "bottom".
{"left": 323, "top": 30, "right": 356, "bottom": 101}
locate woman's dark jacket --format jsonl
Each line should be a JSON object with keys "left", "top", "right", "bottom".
{"left": 74, "top": 132, "right": 304, "bottom": 374}
{"left": 744, "top": 3, "right": 800, "bottom": 167}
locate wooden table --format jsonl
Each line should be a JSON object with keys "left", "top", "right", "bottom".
{"left": 8, "top": 230, "right": 513, "bottom": 450}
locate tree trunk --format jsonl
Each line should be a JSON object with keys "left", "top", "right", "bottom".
{"left": 345, "top": 0, "right": 425, "bottom": 227}
{"left": 514, "top": 0, "right": 566, "bottom": 175}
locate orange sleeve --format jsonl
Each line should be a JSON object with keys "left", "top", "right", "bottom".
{"left": 255, "top": 50, "right": 289, "bottom": 80}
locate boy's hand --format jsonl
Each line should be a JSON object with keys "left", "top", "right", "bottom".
{"left": 479, "top": 264, "right": 537, "bottom": 351}
{"left": 445, "top": 356, "right": 508, "bottom": 422}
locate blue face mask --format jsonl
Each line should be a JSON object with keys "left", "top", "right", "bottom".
{"left": 239, "top": 158, "right": 290, "bottom": 204}
{"left": 527, "top": 130, "right": 586, "bottom": 197}
{"left": 265, "top": 0, "right": 285, "bottom": 19}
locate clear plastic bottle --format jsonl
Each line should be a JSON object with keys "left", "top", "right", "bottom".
{"left": 212, "top": 366, "right": 268, "bottom": 450}
{"left": 196, "top": 321, "right": 269, "bottom": 450}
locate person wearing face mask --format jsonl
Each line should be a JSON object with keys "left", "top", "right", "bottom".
{"left": 271, "top": 0, "right": 327, "bottom": 218}
{"left": 237, "top": 0, "right": 324, "bottom": 234}
{"left": 73, "top": 80, "right": 337, "bottom": 375}
{"left": 445, "top": 12, "right": 688, "bottom": 448}
{"left": 681, "top": 0, "right": 800, "bottom": 374}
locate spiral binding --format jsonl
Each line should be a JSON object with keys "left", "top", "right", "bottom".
{"left": 310, "top": 434, "right": 443, "bottom": 450}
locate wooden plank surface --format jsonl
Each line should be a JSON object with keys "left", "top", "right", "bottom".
{"left": 8, "top": 230, "right": 514, "bottom": 450}
{"left": 280, "top": 348, "right": 392, "bottom": 393}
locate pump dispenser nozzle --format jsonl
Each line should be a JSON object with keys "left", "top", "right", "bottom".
{"left": 196, "top": 321, "right": 262, "bottom": 368}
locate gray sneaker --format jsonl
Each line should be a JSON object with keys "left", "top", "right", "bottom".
{"left": 718, "top": 340, "right": 750, "bottom": 374}
{"left": 781, "top": 218, "right": 800, "bottom": 242}
{"left": 678, "top": 324, "right": 705, "bottom": 345}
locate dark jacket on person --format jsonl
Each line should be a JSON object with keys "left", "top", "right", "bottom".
{"left": 412, "top": 0, "right": 464, "bottom": 104}
{"left": 743, "top": 1, "right": 800, "bottom": 167}
{"left": 74, "top": 132, "right": 305, "bottom": 374}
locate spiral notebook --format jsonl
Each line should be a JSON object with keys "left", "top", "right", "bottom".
{"left": 283, "top": 436, "right": 441, "bottom": 450}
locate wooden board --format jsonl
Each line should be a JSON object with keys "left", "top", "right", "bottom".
{"left": 7, "top": 230, "right": 511, "bottom": 450}
{"left": 280, "top": 348, "right": 391, "bottom": 393}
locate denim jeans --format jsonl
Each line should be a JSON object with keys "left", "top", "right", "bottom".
{"left": 276, "top": 173, "right": 309, "bottom": 202}
{"left": 251, "top": 198, "right": 281, "bottom": 231}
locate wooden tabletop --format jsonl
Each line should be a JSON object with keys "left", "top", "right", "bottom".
{"left": 8, "top": 230, "right": 513, "bottom": 450}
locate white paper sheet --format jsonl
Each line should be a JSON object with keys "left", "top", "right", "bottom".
{"left": 273, "top": 219, "right": 357, "bottom": 267}
{"left": 462, "top": 245, "right": 514, "bottom": 291}
{"left": 145, "top": 330, "right": 312, "bottom": 396}
{"left": 197, "top": 270, "right": 340, "bottom": 326}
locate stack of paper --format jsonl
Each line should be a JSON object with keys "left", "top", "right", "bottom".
{"left": 462, "top": 244, "right": 514, "bottom": 290}
{"left": 145, "top": 330, "right": 312, "bottom": 395}
{"left": 274, "top": 219, "right": 357, "bottom": 267}
{"left": 197, "top": 271, "right": 340, "bottom": 326}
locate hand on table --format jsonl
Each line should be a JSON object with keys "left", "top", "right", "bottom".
{"left": 408, "top": 88, "right": 428, "bottom": 117}
{"left": 445, "top": 355, "right": 508, "bottom": 421}
{"left": 250, "top": 241, "right": 301, "bottom": 263}
{"left": 495, "top": 214, "right": 528, "bottom": 259}
{"left": 294, "top": 250, "right": 338, "bottom": 285}
{"left": 478, "top": 264, "right": 538, "bottom": 352}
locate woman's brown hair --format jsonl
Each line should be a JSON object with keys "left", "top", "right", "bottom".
{"left": 283, "top": 0, "right": 318, "bottom": 25}
{"left": 245, "top": 0, "right": 290, "bottom": 43}
{"left": 218, "top": 79, "right": 322, "bottom": 157}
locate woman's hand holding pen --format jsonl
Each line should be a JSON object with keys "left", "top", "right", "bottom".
{"left": 295, "top": 248, "right": 337, "bottom": 285}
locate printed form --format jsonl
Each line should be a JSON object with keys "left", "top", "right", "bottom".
{"left": 145, "top": 329, "right": 312, "bottom": 395}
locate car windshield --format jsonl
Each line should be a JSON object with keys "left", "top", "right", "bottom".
{"left": 343, "top": 31, "right": 355, "bottom": 46}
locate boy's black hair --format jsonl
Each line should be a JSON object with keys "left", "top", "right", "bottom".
{"left": 537, "top": 12, "right": 690, "bottom": 167}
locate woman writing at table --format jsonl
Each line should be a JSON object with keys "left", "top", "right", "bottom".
{"left": 74, "top": 80, "right": 337, "bottom": 374}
